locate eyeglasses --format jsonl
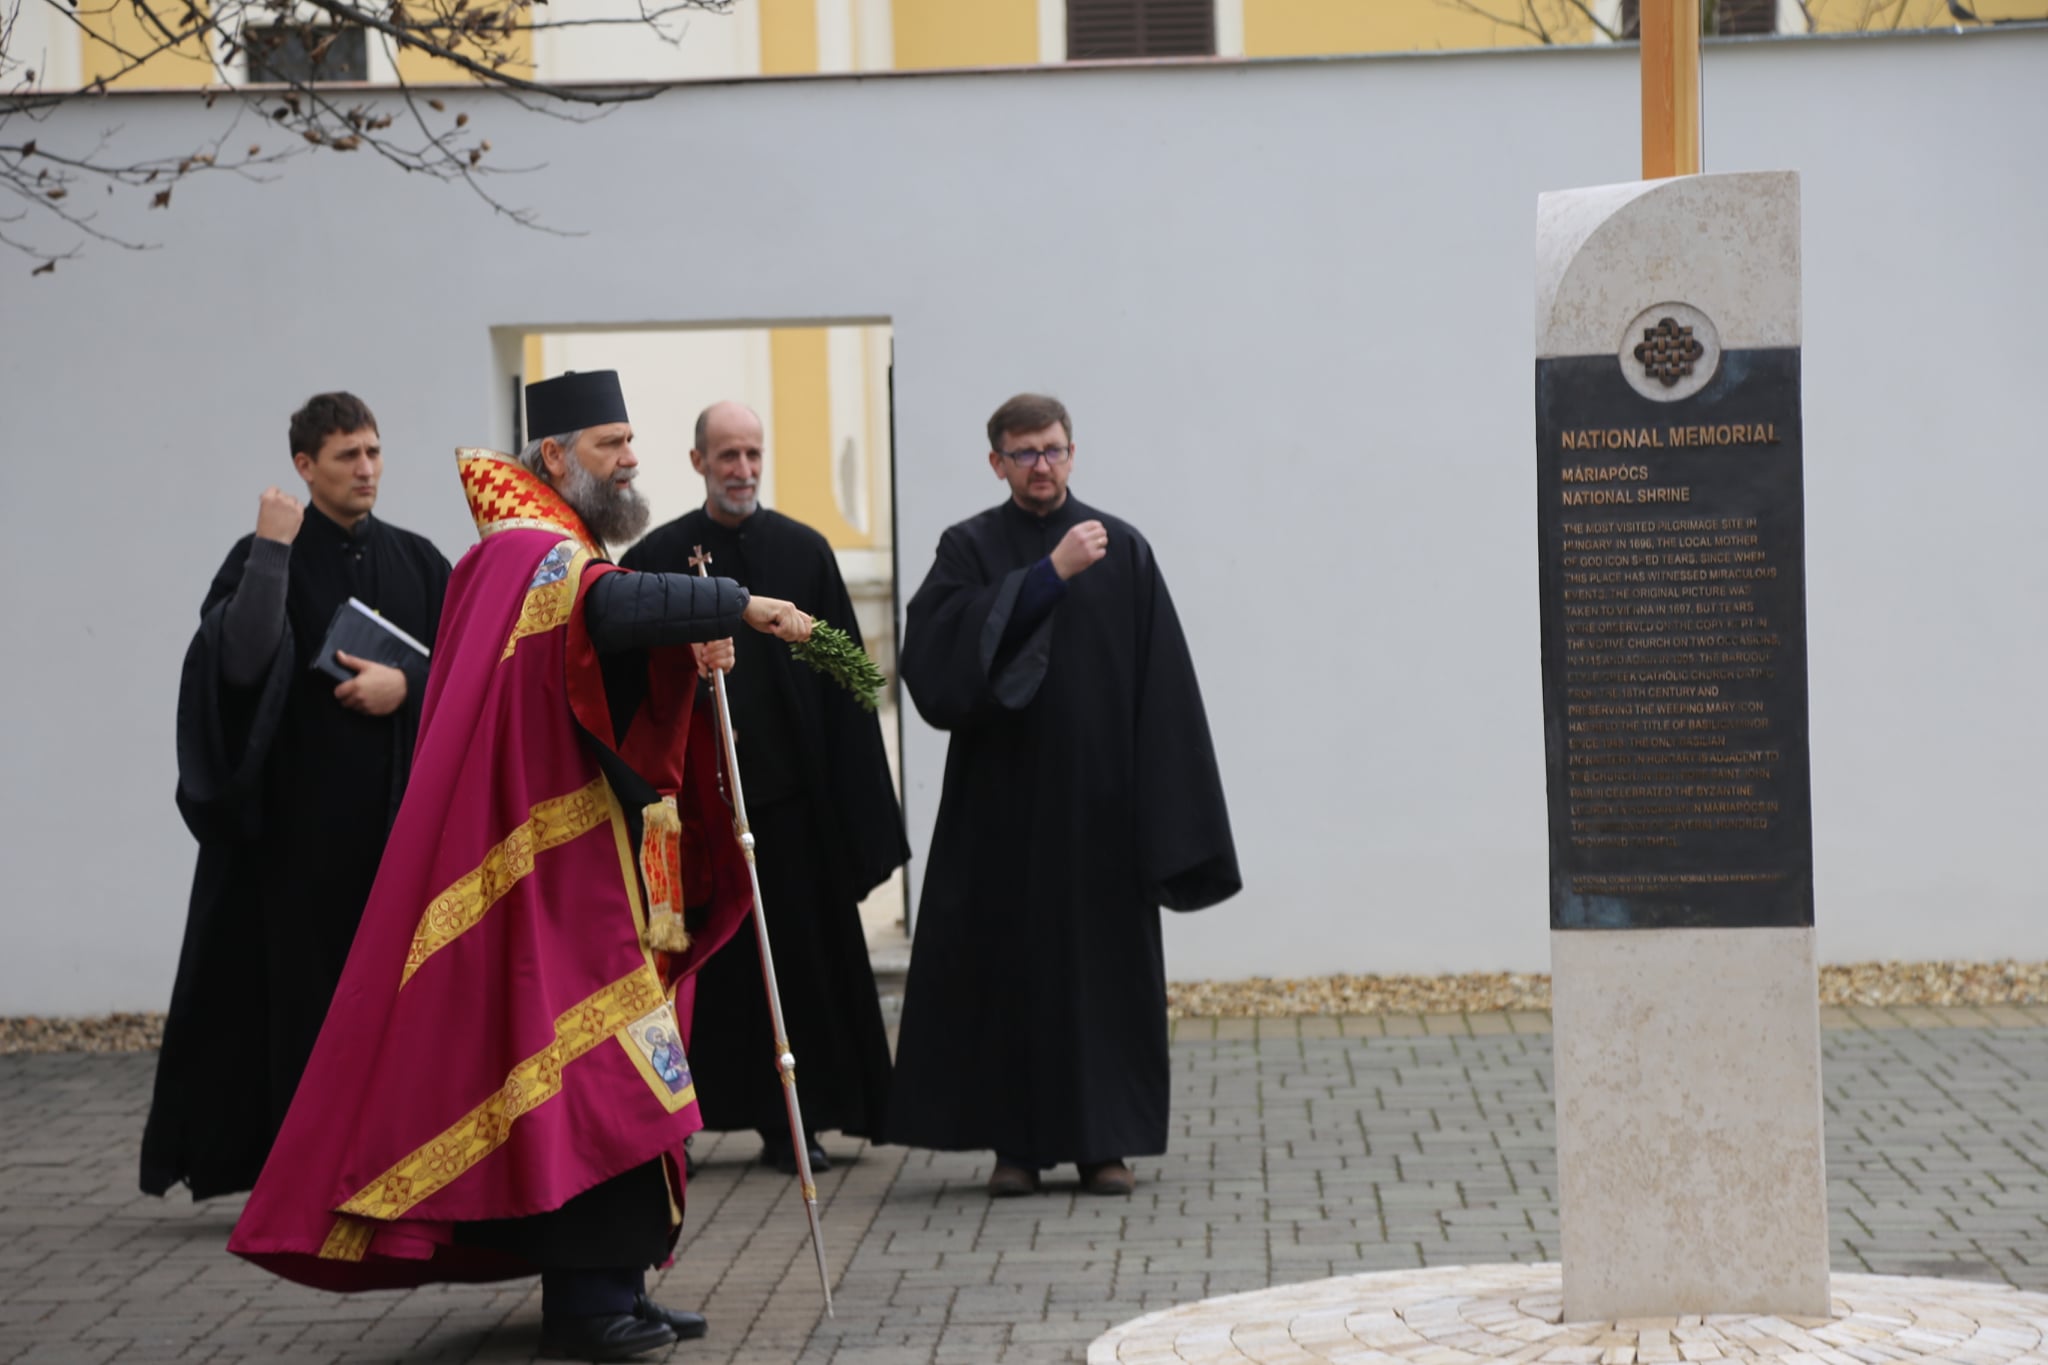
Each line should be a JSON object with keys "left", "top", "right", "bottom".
{"left": 1002, "top": 445, "right": 1071, "bottom": 468}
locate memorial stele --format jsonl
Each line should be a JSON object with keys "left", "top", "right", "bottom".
{"left": 1089, "top": 7, "right": 2048, "bottom": 1360}
{"left": 1536, "top": 0, "right": 1825, "bottom": 1321}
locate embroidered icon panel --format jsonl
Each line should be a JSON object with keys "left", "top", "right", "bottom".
{"left": 619, "top": 999, "right": 697, "bottom": 1113}
{"left": 529, "top": 543, "right": 574, "bottom": 589}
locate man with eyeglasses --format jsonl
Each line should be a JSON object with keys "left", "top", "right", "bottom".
{"left": 889, "top": 392, "right": 1240, "bottom": 1199}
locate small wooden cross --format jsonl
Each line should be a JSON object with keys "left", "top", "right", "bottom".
{"left": 688, "top": 544, "right": 713, "bottom": 575}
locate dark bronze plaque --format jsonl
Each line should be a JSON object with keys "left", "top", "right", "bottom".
{"left": 1536, "top": 348, "right": 1813, "bottom": 930}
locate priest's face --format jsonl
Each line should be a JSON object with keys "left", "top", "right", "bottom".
{"left": 293, "top": 426, "right": 381, "bottom": 526}
{"left": 691, "top": 401, "right": 765, "bottom": 526}
{"left": 990, "top": 420, "right": 1074, "bottom": 515}
{"left": 550, "top": 423, "right": 650, "bottom": 544}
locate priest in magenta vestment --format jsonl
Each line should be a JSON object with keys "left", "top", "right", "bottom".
{"left": 229, "top": 372, "right": 817, "bottom": 1362}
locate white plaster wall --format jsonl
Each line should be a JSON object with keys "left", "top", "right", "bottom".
{"left": 1, "top": 30, "right": 2043, "bottom": 1012}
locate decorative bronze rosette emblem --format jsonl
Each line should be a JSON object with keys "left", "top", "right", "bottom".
{"left": 1633, "top": 316, "right": 1706, "bottom": 387}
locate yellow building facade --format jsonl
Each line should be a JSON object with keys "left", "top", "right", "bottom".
{"left": 36, "top": 0, "right": 2038, "bottom": 94}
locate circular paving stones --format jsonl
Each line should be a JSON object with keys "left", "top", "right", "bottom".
{"left": 1088, "top": 1264, "right": 2048, "bottom": 1365}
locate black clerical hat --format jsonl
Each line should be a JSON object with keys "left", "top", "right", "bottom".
{"left": 525, "top": 370, "right": 629, "bottom": 439}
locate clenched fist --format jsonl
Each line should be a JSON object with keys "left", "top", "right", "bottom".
{"left": 742, "top": 594, "right": 814, "bottom": 643}
{"left": 256, "top": 487, "right": 304, "bottom": 545}
{"left": 1050, "top": 519, "right": 1109, "bottom": 581}
{"left": 693, "top": 638, "right": 736, "bottom": 678}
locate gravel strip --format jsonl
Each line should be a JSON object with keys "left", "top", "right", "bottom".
{"left": 1166, "top": 959, "right": 2048, "bottom": 1019}
{"left": 6, "top": 961, "right": 2047, "bottom": 1051}
{"left": 0, "top": 1012, "right": 165, "bottom": 1054}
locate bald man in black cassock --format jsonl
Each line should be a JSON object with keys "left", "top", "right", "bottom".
{"left": 623, "top": 400, "right": 906, "bottom": 1175}
{"left": 887, "top": 392, "right": 1239, "bottom": 1199}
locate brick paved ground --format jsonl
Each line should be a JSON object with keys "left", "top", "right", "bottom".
{"left": 5, "top": 1010, "right": 2047, "bottom": 1365}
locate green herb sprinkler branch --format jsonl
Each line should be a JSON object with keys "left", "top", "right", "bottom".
{"left": 790, "top": 621, "right": 887, "bottom": 712}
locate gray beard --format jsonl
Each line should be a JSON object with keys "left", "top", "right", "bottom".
{"left": 561, "top": 459, "right": 651, "bottom": 544}
{"left": 710, "top": 484, "right": 757, "bottom": 520}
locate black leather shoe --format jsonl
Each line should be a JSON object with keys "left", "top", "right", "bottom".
{"left": 634, "top": 1294, "right": 709, "bottom": 1340}
{"left": 1079, "top": 1160, "right": 1136, "bottom": 1196}
{"left": 987, "top": 1162, "right": 1041, "bottom": 1197}
{"left": 540, "top": 1311, "right": 676, "bottom": 1361}
{"left": 760, "top": 1133, "right": 830, "bottom": 1176}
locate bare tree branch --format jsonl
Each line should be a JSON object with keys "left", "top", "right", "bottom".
{"left": 1436, "top": 0, "right": 1563, "bottom": 43}
{"left": 1, "top": 0, "right": 735, "bottom": 272}
{"left": 15, "top": 0, "right": 2038, "bottom": 276}
{"left": 1554, "top": 0, "right": 1626, "bottom": 40}
{"left": 1435, "top": 0, "right": 1628, "bottom": 44}
{"left": 296, "top": 0, "right": 661, "bottom": 106}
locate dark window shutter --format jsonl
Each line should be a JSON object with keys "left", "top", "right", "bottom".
{"left": 1713, "top": 0, "right": 1779, "bottom": 34}
{"left": 244, "top": 24, "right": 369, "bottom": 83}
{"left": 1067, "top": 0, "right": 1216, "bottom": 60}
{"left": 1621, "top": 1, "right": 1780, "bottom": 38}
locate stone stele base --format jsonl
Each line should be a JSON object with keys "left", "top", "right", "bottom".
{"left": 1088, "top": 1264, "right": 2048, "bottom": 1365}
{"left": 1552, "top": 927, "right": 1830, "bottom": 1320}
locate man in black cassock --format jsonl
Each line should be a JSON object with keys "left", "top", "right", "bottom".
{"left": 141, "top": 392, "right": 452, "bottom": 1200}
{"left": 888, "top": 392, "right": 1239, "bottom": 1198}
{"left": 622, "top": 399, "right": 908, "bottom": 1175}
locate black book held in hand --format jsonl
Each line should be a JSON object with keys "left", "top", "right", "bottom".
{"left": 312, "top": 597, "right": 432, "bottom": 683}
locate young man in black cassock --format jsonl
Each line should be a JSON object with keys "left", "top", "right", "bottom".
{"left": 622, "top": 400, "right": 908, "bottom": 1174}
{"left": 888, "top": 393, "right": 1239, "bottom": 1198}
{"left": 141, "top": 392, "right": 451, "bottom": 1200}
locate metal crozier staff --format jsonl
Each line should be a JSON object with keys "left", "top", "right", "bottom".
{"left": 688, "top": 541, "right": 836, "bottom": 1318}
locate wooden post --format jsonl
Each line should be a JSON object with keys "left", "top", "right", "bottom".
{"left": 1641, "top": 0, "right": 1702, "bottom": 179}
